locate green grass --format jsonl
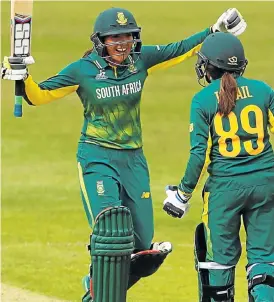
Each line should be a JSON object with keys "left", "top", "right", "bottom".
{"left": 1, "top": 1, "right": 274, "bottom": 301}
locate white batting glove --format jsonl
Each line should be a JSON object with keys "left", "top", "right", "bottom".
{"left": 151, "top": 242, "right": 173, "bottom": 254}
{"left": 1, "top": 56, "right": 34, "bottom": 81}
{"left": 163, "top": 185, "right": 191, "bottom": 219}
{"left": 212, "top": 8, "right": 247, "bottom": 36}
{"left": 212, "top": 10, "right": 227, "bottom": 33}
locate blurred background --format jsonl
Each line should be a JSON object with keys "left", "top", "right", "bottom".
{"left": 2, "top": 1, "right": 274, "bottom": 301}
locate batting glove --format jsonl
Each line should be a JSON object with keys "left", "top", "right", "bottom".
{"left": 1, "top": 56, "right": 34, "bottom": 81}
{"left": 163, "top": 185, "right": 191, "bottom": 219}
{"left": 151, "top": 242, "right": 173, "bottom": 254}
{"left": 212, "top": 8, "right": 247, "bottom": 36}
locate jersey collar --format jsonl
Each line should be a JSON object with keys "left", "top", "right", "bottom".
{"left": 88, "top": 51, "right": 109, "bottom": 69}
{"left": 88, "top": 51, "right": 135, "bottom": 70}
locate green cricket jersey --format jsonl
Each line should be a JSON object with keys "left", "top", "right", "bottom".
{"left": 23, "top": 28, "right": 210, "bottom": 149}
{"left": 180, "top": 76, "right": 274, "bottom": 194}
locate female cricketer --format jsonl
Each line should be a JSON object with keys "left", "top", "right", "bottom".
{"left": 163, "top": 32, "right": 274, "bottom": 302}
{"left": 2, "top": 7, "right": 247, "bottom": 302}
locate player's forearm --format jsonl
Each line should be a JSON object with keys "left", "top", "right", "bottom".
{"left": 146, "top": 28, "right": 210, "bottom": 73}
{"left": 178, "top": 27, "right": 211, "bottom": 55}
{"left": 23, "top": 75, "right": 78, "bottom": 105}
{"left": 162, "top": 27, "right": 211, "bottom": 59}
{"left": 179, "top": 152, "right": 206, "bottom": 194}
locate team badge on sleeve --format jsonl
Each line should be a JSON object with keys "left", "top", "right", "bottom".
{"left": 96, "top": 181, "right": 105, "bottom": 196}
{"left": 189, "top": 123, "right": 194, "bottom": 132}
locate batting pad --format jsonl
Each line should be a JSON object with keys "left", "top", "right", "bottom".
{"left": 90, "top": 206, "right": 134, "bottom": 302}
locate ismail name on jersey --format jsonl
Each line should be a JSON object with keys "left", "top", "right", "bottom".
{"left": 96, "top": 80, "right": 142, "bottom": 99}
{"left": 214, "top": 85, "right": 253, "bottom": 102}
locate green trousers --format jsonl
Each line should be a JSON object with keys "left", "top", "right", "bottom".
{"left": 202, "top": 168, "right": 274, "bottom": 298}
{"left": 77, "top": 142, "right": 154, "bottom": 250}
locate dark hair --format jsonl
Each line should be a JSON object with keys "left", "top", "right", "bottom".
{"left": 219, "top": 73, "right": 237, "bottom": 116}
{"left": 83, "top": 33, "right": 105, "bottom": 58}
{"left": 207, "top": 64, "right": 237, "bottom": 117}
{"left": 83, "top": 48, "right": 94, "bottom": 58}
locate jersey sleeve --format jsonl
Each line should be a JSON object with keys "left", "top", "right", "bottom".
{"left": 141, "top": 28, "right": 210, "bottom": 75}
{"left": 179, "top": 96, "right": 212, "bottom": 194}
{"left": 268, "top": 88, "right": 274, "bottom": 134}
{"left": 23, "top": 61, "right": 80, "bottom": 105}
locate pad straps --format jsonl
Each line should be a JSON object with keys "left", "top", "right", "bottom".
{"left": 202, "top": 284, "right": 234, "bottom": 301}
{"left": 248, "top": 274, "right": 274, "bottom": 291}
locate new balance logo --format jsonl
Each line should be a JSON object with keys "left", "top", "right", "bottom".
{"left": 141, "top": 192, "right": 151, "bottom": 199}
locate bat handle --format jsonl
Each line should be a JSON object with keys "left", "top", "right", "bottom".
{"left": 14, "top": 80, "right": 23, "bottom": 117}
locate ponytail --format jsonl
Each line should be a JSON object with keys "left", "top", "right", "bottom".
{"left": 218, "top": 72, "right": 237, "bottom": 116}
{"left": 82, "top": 48, "right": 94, "bottom": 58}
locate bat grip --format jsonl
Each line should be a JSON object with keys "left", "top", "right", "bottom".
{"left": 14, "top": 80, "right": 24, "bottom": 117}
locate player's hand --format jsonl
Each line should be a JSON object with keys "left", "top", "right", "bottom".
{"left": 163, "top": 185, "right": 191, "bottom": 219}
{"left": 151, "top": 242, "right": 173, "bottom": 254}
{"left": 1, "top": 56, "right": 34, "bottom": 81}
{"left": 212, "top": 8, "right": 247, "bottom": 36}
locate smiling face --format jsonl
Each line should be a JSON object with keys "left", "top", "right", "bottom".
{"left": 104, "top": 33, "right": 134, "bottom": 65}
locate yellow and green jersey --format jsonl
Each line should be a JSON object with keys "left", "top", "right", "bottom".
{"left": 180, "top": 76, "right": 274, "bottom": 194}
{"left": 23, "top": 28, "right": 210, "bottom": 149}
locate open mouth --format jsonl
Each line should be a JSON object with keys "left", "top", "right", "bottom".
{"left": 116, "top": 47, "right": 127, "bottom": 53}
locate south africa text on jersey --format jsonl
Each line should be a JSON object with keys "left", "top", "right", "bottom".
{"left": 96, "top": 80, "right": 142, "bottom": 99}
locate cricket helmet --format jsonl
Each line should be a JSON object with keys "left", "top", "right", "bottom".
{"left": 90, "top": 7, "right": 142, "bottom": 65}
{"left": 195, "top": 32, "right": 248, "bottom": 85}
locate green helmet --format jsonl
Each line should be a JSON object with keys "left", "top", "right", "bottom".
{"left": 90, "top": 7, "right": 142, "bottom": 65}
{"left": 93, "top": 7, "right": 141, "bottom": 37}
{"left": 195, "top": 32, "right": 248, "bottom": 86}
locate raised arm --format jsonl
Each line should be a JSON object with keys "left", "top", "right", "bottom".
{"left": 141, "top": 8, "right": 247, "bottom": 74}
{"left": 23, "top": 61, "right": 80, "bottom": 106}
{"left": 142, "top": 28, "right": 210, "bottom": 74}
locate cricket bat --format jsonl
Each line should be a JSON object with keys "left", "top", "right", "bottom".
{"left": 11, "top": 0, "right": 33, "bottom": 117}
